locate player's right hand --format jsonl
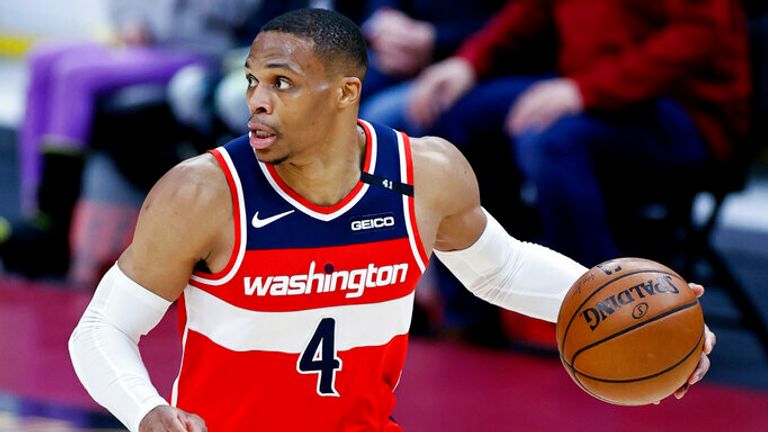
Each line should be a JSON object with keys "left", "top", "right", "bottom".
{"left": 408, "top": 57, "right": 476, "bottom": 128}
{"left": 139, "top": 406, "right": 207, "bottom": 432}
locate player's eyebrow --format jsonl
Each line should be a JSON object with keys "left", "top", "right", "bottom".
{"left": 265, "top": 62, "right": 301, "bottom": 74}
{"left": 244, "top": 58, "right": 300, "bottom": 75}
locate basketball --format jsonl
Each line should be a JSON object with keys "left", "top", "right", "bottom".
{"left": 556, "top": 257, "right": 704, "bottom": 406}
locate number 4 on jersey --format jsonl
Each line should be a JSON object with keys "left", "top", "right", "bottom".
{"left": 297, "top": 317, "right": 342, "bottom": 396}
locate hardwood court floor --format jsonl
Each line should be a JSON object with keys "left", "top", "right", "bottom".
{"left": 0, "top": 276, "right": 767, "bottom": 431}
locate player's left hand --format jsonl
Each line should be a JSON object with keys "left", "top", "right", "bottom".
{"left": 656, "top": 283, "right": 716, "bottom": 403}
{"left": 505, "top": 78, "right": 583, "bottom": 136}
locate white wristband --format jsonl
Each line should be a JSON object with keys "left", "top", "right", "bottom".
{"left": 434, "top": 209, "right": 588, "bottom": 322}
{"left": 68, "top": 264, "right": 172, "bottom": 432}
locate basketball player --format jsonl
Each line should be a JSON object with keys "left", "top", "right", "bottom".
{"left": 69, "top": 9, "right": 715, "bottom": 432}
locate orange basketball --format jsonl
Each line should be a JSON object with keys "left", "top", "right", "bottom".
{"left": 556, "top": 257, "right": 704, "bottom": 406}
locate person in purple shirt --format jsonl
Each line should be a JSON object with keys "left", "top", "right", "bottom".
{"left": 0, "top": 0, "right": 262, "bottom": 278}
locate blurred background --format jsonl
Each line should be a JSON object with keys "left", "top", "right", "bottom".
{"left": 0, "top": 0, "right": 767, "bottom": 431}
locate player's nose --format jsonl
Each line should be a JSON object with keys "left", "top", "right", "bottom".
{"left": 247, "top": 85, "right": 274, "bottom": 115}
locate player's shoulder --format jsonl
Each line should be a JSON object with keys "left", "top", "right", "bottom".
{"left": 409, "top": 134, "right": 479, "bottom": 206}
{"left": 409, "top": 135, "right": 475, "bottom": 186}
{"left": 409, "top": 134, "right": 458, "bottom": 161}
{"left": 142, "top": 152, "right": 231, "bottom": 222}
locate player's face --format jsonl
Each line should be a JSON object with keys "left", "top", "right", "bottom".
{"left": 244, "top": 31, "right": 340, "bottom": 165}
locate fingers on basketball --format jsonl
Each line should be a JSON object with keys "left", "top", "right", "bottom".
{"left": 556, "top": 257, "right": 705, "bottom": 406}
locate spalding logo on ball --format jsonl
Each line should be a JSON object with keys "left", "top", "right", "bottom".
{"left": 556, "top": 257, "right": 704, "bottom": 406}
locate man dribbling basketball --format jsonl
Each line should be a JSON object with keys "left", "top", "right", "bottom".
{"left": 68, "top": 9, "right": 715, "bottom": 432}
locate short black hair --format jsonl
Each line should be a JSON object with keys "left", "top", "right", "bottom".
{"left": 261, "top": 8, "right": 368, "bottom": 79}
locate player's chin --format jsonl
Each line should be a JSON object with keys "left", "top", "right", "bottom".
{"left": 257, "top": 151, "right": 291, "bottom": 166}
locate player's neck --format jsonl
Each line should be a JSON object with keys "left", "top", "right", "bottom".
{"left": 274, "top": 122, "right": 366, "bottom": 207}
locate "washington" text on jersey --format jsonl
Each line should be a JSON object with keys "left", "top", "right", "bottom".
{"left": 243, "top": 261, "right": 409, "bottom": 299}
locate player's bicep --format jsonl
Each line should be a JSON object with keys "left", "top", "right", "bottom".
{"left": 414, "top": 136, "right": 487, "bottom": 252}
{"left": 118, "top": 202, "right": 198, "bottom": 301}
{"left": 118, "top": 156, "right": 227, "bottom": 301}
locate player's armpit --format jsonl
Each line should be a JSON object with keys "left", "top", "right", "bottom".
{"left": 118, "top": 153, "right": 232, "bottom": 301}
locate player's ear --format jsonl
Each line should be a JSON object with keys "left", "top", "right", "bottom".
{"left": 338, "top": 76, "right": 362, "bottom": 108}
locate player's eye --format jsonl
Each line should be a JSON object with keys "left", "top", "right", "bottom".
{"left": 246, "top": 75, "right": 257, "bottom": 88}
{"left": 275, "top": 77, "right": 292, "bottom": 90}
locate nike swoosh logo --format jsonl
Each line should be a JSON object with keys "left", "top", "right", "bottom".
{"left": 251, "top": 209, "right": 295, "bottom": 228}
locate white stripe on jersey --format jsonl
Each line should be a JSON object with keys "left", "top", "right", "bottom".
{"left": 396, "top": 131, "right": 426, "bottom": 273}
{"left": 359, "top": 119, "right": 379, "bottom": 170}
{"left": 170, "top": 325, "right": 189, "bottom": 406}
{"left": 183, "top": 285, "right": 414, "bottom": 353}
{"left": 190, "top": 148, "right": 247, "bottom": 286}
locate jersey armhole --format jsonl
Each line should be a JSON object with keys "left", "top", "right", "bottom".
{"left": 190, "top": 148, "right": 244, "bottom": 284}
{"left": 398, "top": 131, "right": 430, "bottom": 271}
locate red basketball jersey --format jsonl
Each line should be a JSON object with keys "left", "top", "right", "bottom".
{"left": 171, "top": 120, "right": 428, "bottom": 431}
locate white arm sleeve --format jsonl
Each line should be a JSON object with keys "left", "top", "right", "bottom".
{"left": 434, "top": 209, "right": 588, "bottom": 323}
{"left": 68, "top": 264, "right": 172, "bottom": 432}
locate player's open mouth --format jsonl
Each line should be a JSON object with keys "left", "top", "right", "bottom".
{"left": 249, "top": 129, "right": 277, "bottom": 150}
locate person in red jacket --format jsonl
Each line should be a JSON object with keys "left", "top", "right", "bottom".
{"left": 408, "top": 0, "right": 751, "bottom": 265}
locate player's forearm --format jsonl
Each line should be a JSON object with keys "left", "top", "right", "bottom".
{"left": 434, "top": 209, "right": 587, "bottom": 322}
{"left": 68, "top": 265, "right": 171, "bottom": 432}
{"left": 69, "top": 320, "right": 168, "bottom": 431}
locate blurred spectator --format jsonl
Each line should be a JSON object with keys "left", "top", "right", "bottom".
{"left": 0, "top": 0, "right": 263, "bottom": 278}
{"left": 356, "top": 1, "right": 514, "bottom": 345}
{"left": 173, "top": 2, "right": 506, "bottom": 140}
{"left": 409, "top": 0, "right": 751, "bottom": 266}
{"left": 169, "top": 1, "right": 366, "bottom": 138}
{"left": 745, "top": 0, "right": 768, "bottom": 144}
{"left": 359, "top": 0, "right": 506, "bottom": 133}
{"left": 744, "top": 0, "right": 768, "bottom": 18}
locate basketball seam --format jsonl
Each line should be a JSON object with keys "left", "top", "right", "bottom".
{"left": 567, "top": 298, "right": 700, "bottom": 366}
{"left": 572, "top": 327, "right": 703, "bottom": 385}
{"left": 560, "top": 270, "right": 685, "bottom": 358}
{"left": 566, "top": 301, "right": 703, "bottom": 383}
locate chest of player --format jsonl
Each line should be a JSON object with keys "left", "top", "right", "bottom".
{"left": 189, "top": 120, "right": 427, "bottom": 312}
{"left": 231, "top": 199, "right": 419, "bottom": 312}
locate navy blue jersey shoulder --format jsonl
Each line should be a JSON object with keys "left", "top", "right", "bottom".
{"left": 218, "top": 121, "right": 412, "bottom": 250}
